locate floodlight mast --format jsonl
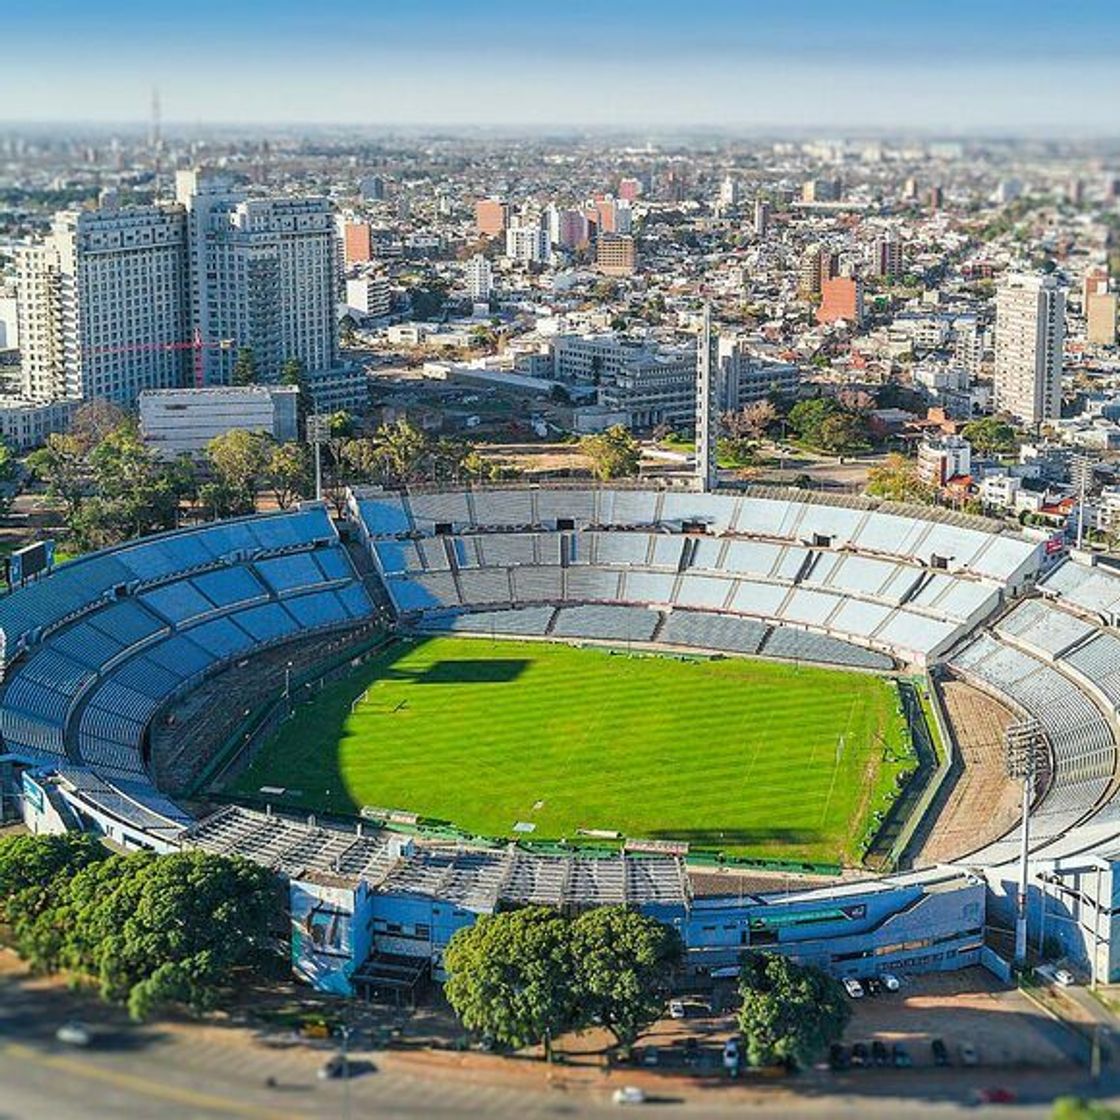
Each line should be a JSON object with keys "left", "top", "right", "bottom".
{"left": 1005, "top": 721, "right": 1048, "bottom": 966}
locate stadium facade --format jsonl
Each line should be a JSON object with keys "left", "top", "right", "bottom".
{"left": 3, "top": 485, "right": 1120, "bottom": 997}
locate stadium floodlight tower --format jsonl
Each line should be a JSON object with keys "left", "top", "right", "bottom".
{"left": 1005, "top": 719, "right": 1048, "bottom": 966}
{"left": 695, "top": 303, "right": 719, "bottom": 493}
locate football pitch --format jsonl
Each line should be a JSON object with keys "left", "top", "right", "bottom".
{"left": 230, "top": 635, "right": 915, "bottom": 865}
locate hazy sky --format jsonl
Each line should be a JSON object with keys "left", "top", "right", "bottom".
{"left": 3, "top": 0, "right": 1119, "bottom": 131}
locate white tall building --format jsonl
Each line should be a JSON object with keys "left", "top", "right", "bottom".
{"left": 994, "top": 273, "right": 1066, "bottom": 425}
{"left": 16, "top": 203, "right": 188, "bottom": 405}
{"left": 465, "top": 254, "right": 493, "bottom": 302}
{"left": 504, "top": 223, "right": 549, "bottom": 265}
{"left": 176, "top": 170, "right": 338, "bottom": 387}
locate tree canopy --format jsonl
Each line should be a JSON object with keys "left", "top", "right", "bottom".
{"left": 866, "top": 452, "right": 937, "bottom": 504}
{"left": 0, "top": 836, "right": 276, "bottom": 1022}
{"left": 962, "top": 416, "right": 1019, "bottom": 456}
{"left": 443, "top": 906, "right": 575, "bottom": 1057}
{"left": 580, "top": 425, "right": 641, "bottom": 480}
{"left": 442, "top": 905, "right": 683, "bottom": 1056}
{"left": 736, "top": 954, "right": 850, "bottom": 1070}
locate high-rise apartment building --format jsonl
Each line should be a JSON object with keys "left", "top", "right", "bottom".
{"left": 176, "top": 169, "right": 338, "bottom": 386}
{"left": 504, "top": 223, "right": 549, "bottom": 265}
{"left": 475, "top": 198, "right": 510, "bottom": 238}
{"left": 817, "top": 276, "right": 864, "bottom": 326}
{"left": 871, "top": 234, "right": 903, "bottom": 280}
{"left": 465, "top": 254, "right": 493, "bottom": 302}
{"left": 993, "top": 273, "right": 1066, "bottom": 425}
{"left": 1087, "top": 292, "right": 1118, "bottom": 346}
{"left": 16, "top": 202, "right": 189, "bottom": 405}
{"left": 753, "top": 199, "right": 771, "bottom": 237}
{"left": 342, "top": 220, "right": 373, "bottom": 265}
{"left": 16, "top": 171, "right": 342, "bottom": 408}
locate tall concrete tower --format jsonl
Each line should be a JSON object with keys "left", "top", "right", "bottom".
{"left": 695, "top": 304, "right": 718, "bottom": 492}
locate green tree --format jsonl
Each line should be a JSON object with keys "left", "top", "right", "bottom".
{"left": 14, "top": 849, "right": 276, "bottom": 1021}
{"left": 962, "top": 416, "right": 1019, "bottom": 456}
{"left": 0, "top": 440, "right": 17, "bottom": 517}
{"left": 569, "top": 907, "right": 682, "bottom": 1047}
{"left": 231, "top": 347, "right": 257, "bottom": 387}
{"left": 27, "top": 433, "right": 87, "bottom": 520}
{"left": 268, "top": 442, "right": 311, "bottom": 509}
{"left": 370, "top": 418, "right": 432, "bottom": 484}
{"left": 280, "top": 356, "right": 304, "bottom": 386}
{"left": 816, "top": 411, "right": 868, "bottom": 455}
{"left": 737, "top": 954, "right": 850, "bottom": 1070}
{"left": 0, "top": 832, "right": 106, "bottom": 926}
{"left": 788, "top": 398, "right": 838, "bottom": 447}
{"left": 1052, "top": 1099, "right": 1120, "bottom": 1119}
{"left": 866, "top": 453, "right": 936, "bottom": 504}
{"left": 443, "top": 907, "right": 575, "bottom": 1059}
{"left": 205, "top": 429, "right": 272, "bottom": 513}
{"left": 580, "top": 425, "right": 641, "bottom": 480}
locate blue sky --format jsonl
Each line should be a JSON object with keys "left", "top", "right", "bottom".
{"left": 3, "top": 1, "right": 1118, "bottom": 130}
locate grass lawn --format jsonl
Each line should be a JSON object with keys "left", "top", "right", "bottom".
{"left": 229, "top": 636, "right": 913, "bottom": 865}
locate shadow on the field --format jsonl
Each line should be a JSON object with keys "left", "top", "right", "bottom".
{"left": 408, "top": 659, "right": 530, "bottom": 685}
{"left": 645, "top": 827, "right": 822, "bottom": 849}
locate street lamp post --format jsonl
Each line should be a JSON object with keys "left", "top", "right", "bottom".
{"left": 1005, "top": 720, "right": 1048, "bottom": 967}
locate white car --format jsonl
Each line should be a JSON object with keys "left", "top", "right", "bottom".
{"left": 880, "top": 972, "right": 901, "bottom": 992}
{"left": 668, "top": 999, "right": 686, "bottom": 1019}
{"left": 612, "top": 1086, "right": 646, "bottom": 1106}
{"left": 842, "top": 977, "right": 865, "bottom": 999}
{"left": 1054, "top": 968, "right": 1075, "bottom": 987}
{"left": 55, "top": 1021, "right": 92, "bottom": 1047}
{"left": 722, "top": 1039, "right": 740, "bottom": 1071}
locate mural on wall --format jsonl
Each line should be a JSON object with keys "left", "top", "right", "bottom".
{"left": 291, "top": 881, "right": 357, "bottom": 997}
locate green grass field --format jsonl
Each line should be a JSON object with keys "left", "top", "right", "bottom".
{"left": 229, "top": 636, "right": 914, "bottom": 865}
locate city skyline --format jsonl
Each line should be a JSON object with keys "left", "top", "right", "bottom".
{"left": 4, "top": 0, "right": 1120, "bottom": 131}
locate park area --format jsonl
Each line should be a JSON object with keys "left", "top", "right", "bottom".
{"left": 230, "top": 635, "right": 914, "bottom": 865}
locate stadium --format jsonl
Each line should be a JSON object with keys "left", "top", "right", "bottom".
{"left": 4, "top": 481, "right": 1120, "bottom": 999}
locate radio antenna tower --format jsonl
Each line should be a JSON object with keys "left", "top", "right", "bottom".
{"left": 150, "top": 86, "right": 163, "bottom": 200}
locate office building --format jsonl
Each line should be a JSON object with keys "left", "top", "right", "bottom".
{"left": 16, "top": 201, "right": 189, "bottom": 405}
{"left": 595, "top": 234, "right": 637, "bottom": 277}
{"left": 176, "top": 169, "right": 339, "bottom": 389}
{"left": 465, "top": 254, "right": 493, "bottom": 302}
{"left": 139, "top": 384, "right": 300, "bottom": 458}
{"left": 475, "top": 198, "right": 510, "bottom": 238}
{"left": 716, "top": 338, "right": 801, "bottom": 408}
{"left": 994, "top": 273, "right": 1066, "bottom": 425}
{"left": 798, "top": 245, "right": 834, "bottom": 297}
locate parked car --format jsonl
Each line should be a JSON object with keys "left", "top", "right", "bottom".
{"left": 851, "top": 1042, "right": 869, "bottom": 1068}
{"left": 612, "top": 1086, "right": 646, "bottom": 1106}
{"left": 974, "top": 1087, "right": 1016, "bottom": 1105}
{"left": 668, "top": 1000, "right": 686, "bottom": 1019}
{"left": 864, "top": 977, "right": 882, "bottom": 996}
{"left": 829, "top": 1043, "right": 850, "bottom": 1071}
{"left": 958, "top": 1042, "right": 979, "bottom": 1067}
{"left": 1054, "top": 967, "right": 1075, "bottom": 987}
{"left": 842, "top": 977, "right": 864, "bottom": 999}
{"left": 682, "top": 1037, "right": 700, "bottom": 1066}
{"left": 55, "top": 1022, "right": 91, "bottom": 1048}
{"left": 317, "top": 1055, "right": 350, "bottom": 1080}
{"left": 722, "top": 1039, "right": 740, "bottom": 1072}
{"left": 892, "top": 1043, "right": 912, "bottom": 1069}
{"left": 871, "top": 1040, "right": 890, "bottom": 1067}
{"left": 641, "top": 1047, "right": 660, "bottom": 1067}
{"left": 880, "top": 972, "right": 901, "bottom": 992}
{"left": 931, "top": 1038, "right": 950, "bottom": 1067}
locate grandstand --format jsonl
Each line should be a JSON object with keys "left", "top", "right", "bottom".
{"left": 0, "top": 503, "right": 376, "bottom": 833}
{"left": 13, "top": 484, "right": 1120, "bottom": 992}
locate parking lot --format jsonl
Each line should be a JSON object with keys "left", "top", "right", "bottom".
{"left": 838, "top": 967, "right": 1081, "bottom": 1070}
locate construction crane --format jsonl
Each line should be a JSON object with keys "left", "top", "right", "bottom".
{"left": 86, "top": 328, "right": 237, "bottom": 388}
